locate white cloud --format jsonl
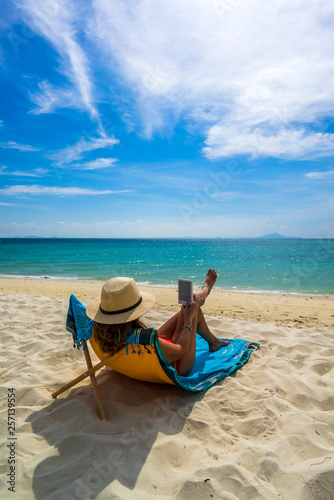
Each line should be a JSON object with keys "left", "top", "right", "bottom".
{"left": 209, "top": 191, "right": 240, "bottom": 200}
{"left": 16, "top": 0, "right": 98, "bottom": 120}
{"left": 204, "top": 127, "right": 334, "bottom": 160}
{"left": 29, "top": 80, "right": 77, "bottom": 114}
{"left": 56, "top": 219, "right": 142, "bottom": 226}
{"left": 48, "top": 136, "right": 119, "bottom": 165}
{"left": 305, "top": 170, "right": 334, "bottom": 179}
{"left": 123, "top": 220, "right": 143, "bottom": 225}
{"left": 0, "top": 222, "right": 38, "bottom": 228}
{"left": 0, "top": 219, "right": 144, "bottom": 238}
{"left": 0, "top": 185, "right": 132, "bottom": 196}
{"left": 0, "top": 141, "right": 41, "bottom": 151}
{"left": 70, "top": 158, "right": 118, "bottom": 170}
{"left": 90, "top": 0, "right": 334, "bottom": 158}
{"left": 0, "top": 166, "right": 49, "bottom": 177}
{"left": 0, "top": 201, "right": 45, "bottom": 208}
{"left": 0, "top": 202, "right": 21, "bottom": 206}
{"left": 11, "top": 0, "right": 334, "bottom": 160}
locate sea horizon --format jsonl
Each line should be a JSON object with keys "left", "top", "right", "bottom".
{"left": 1, "top": 237, "right": 333, "bottom": 297}
{"left": 2, "top": 235, "right": 332, "bottom": 239}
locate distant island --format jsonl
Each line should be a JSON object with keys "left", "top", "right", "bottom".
{"left": 256, "top": 232, "right": 300, "bottom": 239}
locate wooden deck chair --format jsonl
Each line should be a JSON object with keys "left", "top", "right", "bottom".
{"left": 52, "top": 339, "right": 111, "bottom": 420}
{"left": 52, "top": 326, "right": 175, "bottom": 421}
{"left": 52, "top": 294, "right": 175, "bottom": 420}
{"left": 52, "top": 295, "right": 259, "bottom": 420}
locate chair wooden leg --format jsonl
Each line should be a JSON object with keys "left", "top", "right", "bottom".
{"left": 83, "top": 344, "right": 107, "bottom": 420}
{"left": 52, "top": 354, "right": 113, "bottom": 398}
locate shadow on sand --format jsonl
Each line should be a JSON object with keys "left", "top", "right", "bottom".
{"left": 27, "top": 367, "right": 204, "bottom": 499}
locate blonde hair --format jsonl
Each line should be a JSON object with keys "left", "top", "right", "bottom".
{"left": 92, "top": 319, "right": 146, "bottom": 355}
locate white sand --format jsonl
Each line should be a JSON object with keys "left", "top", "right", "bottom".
{"left": 1, "top": 289, "right": 334, "bottom": 499}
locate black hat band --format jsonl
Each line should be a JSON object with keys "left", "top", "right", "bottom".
{"left": 99, "top": 296, "right": 143, "bottom": 315}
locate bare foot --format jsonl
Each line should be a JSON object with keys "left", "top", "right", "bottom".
{"left": 209, "top": 338, "right": 230, "bottom": 352}
{"left": 203, "top": 269, "right": 217, "bottom": 293}
{"left": 194, "top": 269, "right": 217, "bottom": 307}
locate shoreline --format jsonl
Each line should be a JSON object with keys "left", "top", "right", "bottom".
{"left": 0, "top": 274, "right": 333, "bottom": 299}
{"left": 1, "top": 277, "right": 333, "bottom": 329}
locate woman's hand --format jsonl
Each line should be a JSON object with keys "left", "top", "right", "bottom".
{"left": 182, "top": 300, "right": 199, "bottom": 326}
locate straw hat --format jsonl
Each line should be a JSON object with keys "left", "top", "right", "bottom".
{"left": 86, "top": 277, "right": 155, "bottom": 324}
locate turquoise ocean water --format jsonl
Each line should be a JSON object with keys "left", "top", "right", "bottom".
{"left": 0, "top": 238, "right": 333, "bottom": 296}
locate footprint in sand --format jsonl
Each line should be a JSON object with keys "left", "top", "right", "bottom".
{"left": 310, "top": 361, "right": 333, "bottom": 376}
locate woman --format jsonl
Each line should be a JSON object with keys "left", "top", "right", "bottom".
{"left": 86, "top": 270, "right": 229, "bottom": 376}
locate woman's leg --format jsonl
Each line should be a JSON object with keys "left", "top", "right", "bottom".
{"left": 196, "top": 308, "right": 230, "bottom": 351}
{"left": 158, "top": 306, "right": 190, "bottom": 344}
{"left": 157, "top": 305, "right": 197, "bottom": 375}
{"left": 158, "top": 306, "right": 228, "bottom": 351}
{"left": 176, "top": 307, "right": 229, "bottom": 375}
{"left": 177, "top": 308, "right": 198, "bottom": 376}
{"left": 193, "top": 269, "right": 229, "bottom": 350}
{"left": 157, "top": 268, "right": 228, "bottom": 371}
{"left": 193, "top": 269, "right": 217, "bottom": 307}
{"left": 158, "top": 300, "right": 229, "bottom": 351}
{"left": 157, "top": 310, "right": 182, "bottom": 340}
{"left": 158, "top": 269, "right": 216, "bottom": 339}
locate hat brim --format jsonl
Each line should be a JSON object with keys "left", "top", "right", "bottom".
{"left": 86, "top": 291, "right": 155, "bottom": 325}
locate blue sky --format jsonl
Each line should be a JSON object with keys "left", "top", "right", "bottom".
{"left": 0, "top": 0, "right": 333, "bottom": 238}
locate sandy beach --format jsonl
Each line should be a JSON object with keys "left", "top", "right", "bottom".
{"left": 1, "top": 278, "right": 334, "bottom": 329}
{"left": 1, "top": 278, "right": 334, "bottom": 499}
